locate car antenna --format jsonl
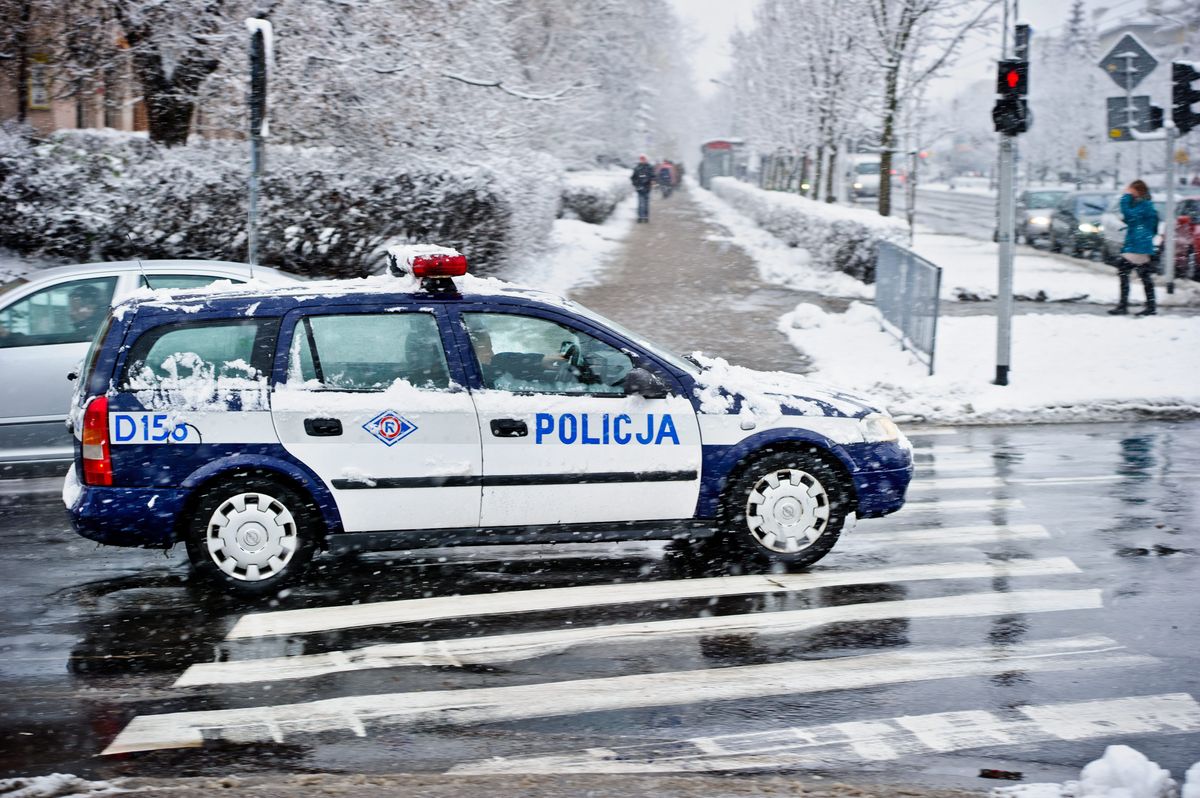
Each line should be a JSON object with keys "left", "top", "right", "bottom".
{"left": 126, "top": 233, "right": 153, "bottom": 290}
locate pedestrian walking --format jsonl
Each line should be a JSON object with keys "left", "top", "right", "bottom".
{"left": 1108, "top": 179, "right": 1159, "bottom": 316}
{"left": 630, "top": 155, "right": 656, "bottom": 223}
{"left": 657, "top": 160, "right": 675, "bottom": 199}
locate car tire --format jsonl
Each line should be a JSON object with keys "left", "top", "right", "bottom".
{"left": 184, "top": 475, "right": 321, "bottom": 597}
{"left": 1049, "top": 234, "right": 1062, "bottom": 253}
{"left": 719, "top": 448, "right": 850, "bottom": 568}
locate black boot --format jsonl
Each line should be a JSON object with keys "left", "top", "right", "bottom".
{"left": 1136, "top": 267, "right": 1157, "bottom": 315}
{"left": 1109, "top": 267, "right": 1131, "bottom": 314}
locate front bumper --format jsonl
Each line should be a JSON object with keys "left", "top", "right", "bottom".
{"left": 67, "top": 478, "right": 188, "bottom": 548}
{"left": 843, "top": 439, "right": 914, "bottom": 519}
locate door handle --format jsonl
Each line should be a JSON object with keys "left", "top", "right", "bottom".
{"left": 304, "top": 417, "right": 343, "bottom": 437}
{"left": 490, "top": 418, "right": 528, "bottom": 438}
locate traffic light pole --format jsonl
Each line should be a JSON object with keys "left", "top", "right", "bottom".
{"left": 1163, "top": 124, "right": 1177, "bottom": 294}
{"left": 995, "top": 134, "right": 1015, "bottom": 386}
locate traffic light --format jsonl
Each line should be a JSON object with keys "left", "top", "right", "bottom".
{"left": 1149, "top": 104, "right": 1164, "bottom": 131}
{"left": 993, "top": 59, "right": 1030, "bottom": 136}
{"left": 1173, "top": 61, "right": 1200, "bottom": 135}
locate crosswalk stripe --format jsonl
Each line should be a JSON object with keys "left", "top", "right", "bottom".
{"left": 901, "top": 498, "right": 1025, "bottom": 512}
{"left": 851, "top": 523, "right": 1049, "bottom": 547}
{"left": 446, "top": 693, "right": 1200, "bottom": 775}
{"left": 101, "top": 635, "right": 1152, "bottom": 755}
{"left": 224, "top": 557, "right": 1080, "bottom": 640}
{"left": 907, "top": 477, "right": 1004, "bottom": 491}
{"left": 177, "top": 589, "right": 1101, "bottom": 687}
{"left": 904, "top": 428, "right": 960, "bottom": 437}
{"left": 913, "top": 457, "right": 995, "bottom": 474}
{"left": 911, "top": 445, "right": 976, "bottom": 456}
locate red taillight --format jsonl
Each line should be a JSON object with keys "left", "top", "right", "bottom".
{"left": 410, "top": 253, "right": 468, "bottom": 278}
{"left": 81, "top": 395, "right": 112, "bottom": 486}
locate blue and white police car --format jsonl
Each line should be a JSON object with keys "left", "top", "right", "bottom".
{"left": 64, "top": 246, "right": 913, "bottom": 596}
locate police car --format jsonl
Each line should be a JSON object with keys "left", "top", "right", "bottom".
{"left": 64, "top": 246, "right": 913, "bottom": 596}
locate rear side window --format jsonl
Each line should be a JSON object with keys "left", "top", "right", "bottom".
{"left": 287, "top": 313, "right": 451, "bottom": 391}
{"left": 140, "top": 274, "right": 246, "bottom": 290}
{"left": 122, "top": 318, "right": 280, "bottom": 408}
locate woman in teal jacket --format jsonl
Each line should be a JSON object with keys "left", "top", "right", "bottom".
{"left": 1110, "top": 179, "right": 1159, "bottom": 316}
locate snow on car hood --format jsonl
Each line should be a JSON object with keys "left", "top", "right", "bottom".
{"left": 691, "top": 354, "right": 882, "bottom": 422}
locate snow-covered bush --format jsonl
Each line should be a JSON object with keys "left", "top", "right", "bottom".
{"left": 559, "top": 170, "right": 632, "bottom": 224}
{"left": 709, "top": 177, "right": 907, "bottom": 283}
{"left": 0, "top": 128, "right": 561, "bottom": 278}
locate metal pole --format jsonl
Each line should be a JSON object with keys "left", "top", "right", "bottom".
{"left": 995, "top": 135, "right": 1015, "bottom": 386}
{"left": 1163, "top": 125, "right": 1177, "bottom": 294}
{"left": 249, "top": 137, "right": 260, "bottom": 268}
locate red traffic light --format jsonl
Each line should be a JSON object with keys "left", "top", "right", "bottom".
{"left": 996, "top": 59, "right": 1028, "bottom": 97}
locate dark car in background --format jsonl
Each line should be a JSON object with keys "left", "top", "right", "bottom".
{"left": 1049, "top": 191, "right": 1113, "bottom": 258}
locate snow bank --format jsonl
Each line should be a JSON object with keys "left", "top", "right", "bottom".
{"left": 780, "top": 301, "right": 1200, "bottom": 424}
{"left": 505, "top": 193, "right": 636, "bottom": 297}
{"left": 0, "top": 773, "right": 124, "bottom": 797}
{"left": 0, "top": 128, "right": 561, "bottom": 279}
{"left": 995, "top": 745, "right": 1198, "bottom": 798}
{"left": 708, "top": 177, "right": 908, "bottom": 282}
{"left": 560, "top": 170, "right": 633, "bottom": 224}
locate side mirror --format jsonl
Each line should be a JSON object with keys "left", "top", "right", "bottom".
{"left": 624, "top": 367, "right": 669, "bottom": 399}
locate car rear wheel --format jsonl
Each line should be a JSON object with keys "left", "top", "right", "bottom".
{"left": 185, "top": 476, "right": 320, "bottom": 597}
{"left": 720, "top": 449, "right": 850, "bottom": 568}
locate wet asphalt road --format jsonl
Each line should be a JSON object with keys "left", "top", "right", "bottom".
{"left": 1, "top": 421, "right": 1198, "bottom": 789}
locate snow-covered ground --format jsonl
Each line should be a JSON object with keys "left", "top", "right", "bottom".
{"left": 696, "top": 182, "right": 1200, "bottom": 425}
{"left": 503, "top": 193, "right": 636, "bottom": 297}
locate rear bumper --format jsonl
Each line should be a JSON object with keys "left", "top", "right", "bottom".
{"left": 67, "top": 476, "right": 187, "bottom": 548}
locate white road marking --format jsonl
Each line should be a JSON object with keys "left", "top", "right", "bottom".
{"left": 225, "top": 557, "right": 1080, "bottom": 640}
{"left": 911, "top": 445, "right": 977, "bottom": 456}
{"left": 851, "top": 523, "right": 1049, "bottom": 548}
{"left": 907, "top": 477, "right": 1004, "bottom": 491}
{"left": 103, "top": 635, "right": 1148, "bottom": 755}
{"left": 446, "top": 693, "right": 1200, "bottom": 774}
{"left": 1007, "top": 475, "right": 1126, "bottom": 485}
{"left": 177, "top": 589, "right": 1100, "bottom": 687}
{"left": 913, "top": 457, "right": 996, "bottom": 475}
{"left": 901, "top": 498, "right": 1025, "bottom": 512}
{"left": 904, "top": 428, "right": 961, "bottom": 436}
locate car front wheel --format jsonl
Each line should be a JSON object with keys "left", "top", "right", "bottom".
{"left": 185, "top": 476, "right": 320, "bottom": 597}
{"left": 720, "top": 449, "right": 851, "bottom": 568}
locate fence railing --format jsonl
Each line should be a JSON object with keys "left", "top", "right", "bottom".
{"left": 874, "top": 241, "right": 942, "bottom": 375}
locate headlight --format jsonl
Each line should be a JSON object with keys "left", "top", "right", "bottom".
{"left": 1078, "top": 223, "right": 1101, "bottom": 233}
{"left": 1029, "top": 216, "right": 1050, "bottom": 226}
{"left": 853, "top": 182, "right": 863, "bottom": 189}
{"left": 860, "top": 413, "right": 900, "bottom": 442}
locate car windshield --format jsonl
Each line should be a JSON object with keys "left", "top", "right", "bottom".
{"left": 1025, "top": 191, "right": 1066, "bottom": 208}
{"left": 570, "top": 302, "right": 701, "bottom": 376}
{"left": 855, "top": 163, "right": 878, "bottom": 175}
{"left": 1076, "top": 195, "right": 1108, "bottom": 215}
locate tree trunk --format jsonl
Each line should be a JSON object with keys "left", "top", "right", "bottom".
{"left": 878, "top": 66, "right": 899, "bottom": 217}
{"left": 15, "top": 0, "right": 30, "bottom": 124}
{"left": 121, "top": 15, "right": 220, "bottom": 147}
{"left": 826, "top": 145, "right": 838, "bottom": 202}
{"left": 813, "top": 145, "right": 824, "bottom": 201}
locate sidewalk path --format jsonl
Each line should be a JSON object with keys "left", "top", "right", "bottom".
{"left": 572, "top": 186, "right": 831, "bottom": 374}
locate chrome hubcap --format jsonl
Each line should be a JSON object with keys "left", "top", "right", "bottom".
{"left": 745, "top": 468, "right": 830, "bottom": 554}
{"left": 206, "top": 492, "right": 298, "bottom": 582}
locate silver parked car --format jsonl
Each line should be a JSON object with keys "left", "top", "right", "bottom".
{"left": 0, "top": 260, "right": 299, "bottom": 474}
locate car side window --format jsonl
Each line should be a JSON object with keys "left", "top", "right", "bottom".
{"left": 287, "top": 313, "right": 451, "bottom": 391}
{"left": 121, "top": 319, "right": 279, "bottom": 408}
{"left": 462, "top": 312, "right": 633, "bottom": 396}
{"left": 140, "top": 274, "right": 246, "bottom": 290}
{"left": 0, "top": 276, "right": 117, "bottom": 349}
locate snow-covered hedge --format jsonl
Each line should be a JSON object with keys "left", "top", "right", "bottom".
{"left": 559, "top": 170, "right": 631, "bottom": 224}
{"left": 0, "top": 128, "right": 560, "bottom": 278}
{"left": 710, "top": 177, "right": 907, "bottom": 283}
